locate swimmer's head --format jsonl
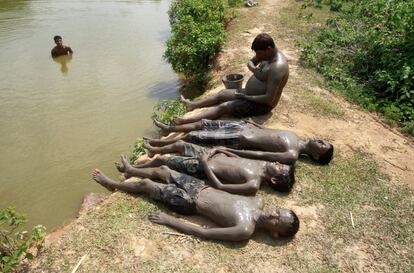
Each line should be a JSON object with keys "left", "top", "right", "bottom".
{"left": 265, "top": 162, "right": 295, "bottom": 192}
{"left": 308, "top": 139, "right": 334, "bottom": 165}
{"left": 54, "top": 35, "right": 62, "bottom": 45}
{"left": 260, "top": 208, "right": 300, "bottom": 238}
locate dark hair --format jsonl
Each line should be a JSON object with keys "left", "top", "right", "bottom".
{"left": 54, "top": 35, "right": 62, "bottom": 42}
{"left": 278, "top": 210, "right": 300, "bottom": 238}
{"left": 267, "top": 165, "right": 296, "bottom": 192}
{"left": 251, "top": 33, "right": 275, "bottom": 51}
{"left": 313, "top": 143, "right": 334, "bottom": 165}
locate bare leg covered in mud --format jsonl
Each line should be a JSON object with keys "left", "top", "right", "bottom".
{"left": 143, "top": 140, "right": 187, "bottom": 157}
{"left": 179, "top": 90, "right": 237, "bottom": 112}
{"left": 174, "top": 102, "right": 234, "bottom": 125}
{"left": 92, "top": 169, "right": 164, "bottom": 200}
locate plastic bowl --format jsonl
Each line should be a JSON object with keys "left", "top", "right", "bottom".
{"left": 222, "top": 73, "right": 244, "bottom": 90}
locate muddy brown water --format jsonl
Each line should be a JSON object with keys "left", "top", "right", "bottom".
{"left": 0, "top": 0, "right": 178, "bottom": 229}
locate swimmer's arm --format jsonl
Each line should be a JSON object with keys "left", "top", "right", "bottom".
{"left": 67, "top": 46, "right": 73, "bottom": 54}
{"left": 221, "top": 148, "right": 298, "bottom": 165}
{"left": 149, "top": 213, "right": 253, "bottom": 241}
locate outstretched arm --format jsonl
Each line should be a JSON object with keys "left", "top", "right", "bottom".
{"left": 149, "top": 213, "right": 252, "bottom": 241}
{"left": 221, "top": 148, "right": 298, "bottom": 165}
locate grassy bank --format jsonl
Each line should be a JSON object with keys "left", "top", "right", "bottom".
{"left": 29, "top": 0, "right": 414, "bottom": 272}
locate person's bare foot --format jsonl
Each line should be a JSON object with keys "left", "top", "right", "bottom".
{"left": 153, "top": 119, "right": 170, "bottom": 136}
{"left": 180, "top": 95, "right": 195, "bottom": 112}
{"left": 173, "top": 116, "right": 185, "bottom": 125}
{"left": 92, "top": 169, "right": 116, "bottom": 191}
{"left": 115, "top": 155, "right": 133, "bottom": 173}
{"left": 143, "top": 141, "right": 156, "bottom": 158}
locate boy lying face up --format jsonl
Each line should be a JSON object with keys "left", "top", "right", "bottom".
{"left": 92, "top": 158, "right": 299, "bottom": 242}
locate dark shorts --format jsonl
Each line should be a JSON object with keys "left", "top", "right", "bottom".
{"left": 186, "top": 119, "right": 245, "bottom": 148}
{"left": 226, "top": 99, "right": 272, "bottom": 118}
{"left": 160, "top": 172, "right": 207, "bottom": 215}
{"left": 181, "top": 142, "right": 208, "bottom": 158}
{"left": 165, "top": 156, "right": 205, "bottom": 178}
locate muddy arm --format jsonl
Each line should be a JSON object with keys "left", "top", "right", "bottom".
{"left": 239, "top": 65, "right": 282, "bottom": 104}
{"left": 221, "top": 148, "right": 298, "bottom": 165}
{"left": 207, "top": 147, "right": 239, "bottom": 158}
{"left": 149, "top": 213, "right": 253, "bottom": 241}
{"left": 242, "top": 118, "right": 267, "bottom": 129}
{"left": 247, "top": 58, "right": 267, "bottom": 81}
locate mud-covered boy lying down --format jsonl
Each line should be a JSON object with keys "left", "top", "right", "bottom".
{"left": 134, "top": 141, "right": 295, "bottom": 194}
{"left": 92, "top": 159, "right": 299, "bottom": 241}
{"left": 151, "top": 119, "right": 334, "bottom": 165}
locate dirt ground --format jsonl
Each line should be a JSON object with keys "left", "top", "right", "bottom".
{"left": 27, "top": 1, "right": 413, "bottom": 272}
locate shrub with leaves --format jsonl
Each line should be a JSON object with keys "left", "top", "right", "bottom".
{"left": 164, "top": 0, "right": 228, "bottom": 88}
{"left": 300, "top": 0, "right": 414, "bottom": 133}
{"left": 130, "top": 138, "right": 148, "bottom": 163}
{"left": 1, "top": 208, "right": 46, "bottom": 272}
{"left": 151, "top": 99, "right": 186, "bottom": 125}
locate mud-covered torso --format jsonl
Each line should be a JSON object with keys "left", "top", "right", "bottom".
{"left": 208, "top": 154, "right": 264, "bottom": 184}
{"left": 196, "top": 188, "right": 263, "bottom": 227}
{"left": 243, "top": 61, "right": 270, "bottom": 96}
{"left": 241, "top": 127, "right": 299, "bottom": 152}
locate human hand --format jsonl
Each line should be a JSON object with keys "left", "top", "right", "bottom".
{"left": 148, "top": 212, "right": 170, "bottom": 225}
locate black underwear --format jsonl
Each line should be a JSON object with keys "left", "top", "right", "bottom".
{"left": 160, "top": 171, "right": 207, "bottom": 215}
{"left": 165, "top": 156, "right": 205, "bottom": 178}
{"left": 226, "top": 99, "right": 272, "bottom": 118}
{"left": 186, "top": 119, "right": 245, "bottom": 148}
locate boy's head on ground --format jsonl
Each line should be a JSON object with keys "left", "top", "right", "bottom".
{"left": 264, "top": 162, "right": 296, "bottom": 192}
{"left": 251, "top": 33, "right": 276, "bottom": 61}
{"left": 258, "top": 208, "right": 300, "bottom": 238}
{"left": 308, "top": 139, "right": 334, "bottom": 164}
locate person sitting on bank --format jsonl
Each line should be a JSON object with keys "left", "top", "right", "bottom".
{"left": 51, "top": 35, "right": 73, "bottom": 57}
{"left": 117, "top": 140, "right": 295, "bottom": 194}
{"left": 150, "top": 119, "right": 334, "bottom": 165}
{"left": 92, "top": 165, "right": 299, "bottom": 241}
{"left": 174, "top": 33, "right": 289, "bottom": 125}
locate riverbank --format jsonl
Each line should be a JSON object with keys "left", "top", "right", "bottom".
{"left": 28, "top": 0, "right": 414, "bottom": 272}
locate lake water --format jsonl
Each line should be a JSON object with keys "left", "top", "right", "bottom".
{"left": 0, "top": 0, "right": 178, "bottom": 229}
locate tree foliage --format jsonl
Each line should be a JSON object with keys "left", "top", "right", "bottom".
{"left": 1, "top": 208, "right": 46, "bottom": 272}
{"left": 164, "top": 0, "right": 231, "bottom": 88}
{"left": 300, "top": 0, "right": 414, "bottom": 131}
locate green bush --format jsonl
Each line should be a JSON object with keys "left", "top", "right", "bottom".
{"left": 300, "top": 0, "right": 414, "bottom": 133}
{"left": 130, "top": 138, "right": 148, "bottom": 163}
{"left": 151, "top": 99, "right": 186, "bottom": 125}
{"left": 1, "top": 208, "right": 46, "bottom": 272}
{"left": 164, "top": 0, "right": 228, "bottom": 88}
